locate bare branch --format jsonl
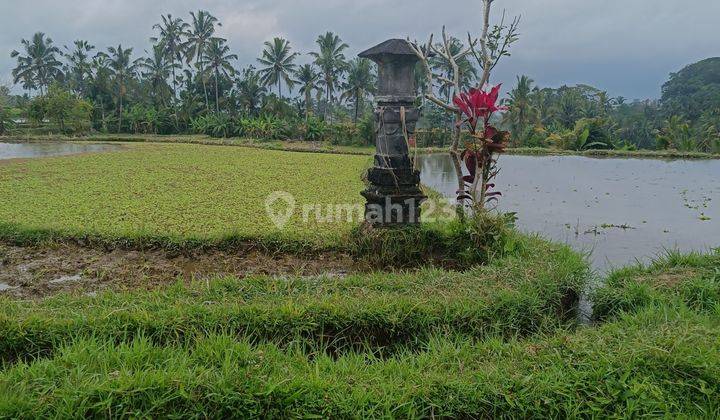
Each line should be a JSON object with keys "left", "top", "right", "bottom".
{"left": 470, "top": 2, "right": 521, "bottom": 87}
{"left": 441, "top": 26, "right": 461, "bottom": 106}
{"left": 407, "top": 34, "right": 458, "bottom": 113}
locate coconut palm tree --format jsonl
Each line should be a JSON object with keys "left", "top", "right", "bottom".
{"left": 63, "top": 40, "right": 95, "bottom": 97}
{"left": 310, "top": 32, "right": 348, "bottom": 119}
{"left": 294, "top": 64, "right": 321, "bottom": 120}
{"left": 202, "top": 38, "right": 237, "bottom": 113}
{"left": 11, "top": 32, "right": 63, "bottom": 95}
{"left": 257, "top": 37, "right": 298, "bottom": 99}
{"left": 505, "top": 75, "right": 534, "bottom": 145}
{"left": 139, "top": 45, "right": 178, "bottom": 107}
{"left": 152, "top": 14, "right": 189, "bottom": 102}
{"left": 185, "top": 10, "right": 221, "bottom": 111}
{"left": 236, "top": 66, "right": 266, "bottom": 116}
{"left": 341, "top": 58, "right": 375, "bottom": 123}
{"left": 87, "top": 52, "right": 113, "bottom": 131}
{"left": 105, "top": 45, "right": 138, "bottom": 132}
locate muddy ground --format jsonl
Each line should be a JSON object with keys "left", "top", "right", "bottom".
{"left": 0, "top": 243, "right": 360, "bottom": 299}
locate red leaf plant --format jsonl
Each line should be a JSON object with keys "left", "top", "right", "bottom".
{"left": 453, "top": 84, "right": 510, "bottom": 209}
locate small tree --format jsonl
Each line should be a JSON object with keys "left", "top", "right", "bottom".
{"left": 409, "top": 0, "right": 520, "bottom": 212}
{"left": 0, "top": 84, "right": 11, "bottom": 135}
{"left": 45, "top": 84, "right": 75, "bottom": 132}
{"left": 28, "top": 96, "right": 48, "bottom": 126}
{"left": 43, "top": 84, "right": 93, "bottom": 134}
{"left": 454, "top": 85, "right": 509, "bottom": 208}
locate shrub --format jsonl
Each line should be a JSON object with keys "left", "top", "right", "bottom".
{"left": 416, "top": 128, "right": 451, "bottom": 147}
{"left": 238, "top": 115, "right": 289, "bottom": 140}
{"left": 27, "top": 96, "right": 48, "bottom": 125}
{"left": 297, "top": 117, "right": 327, "bottom": 141}
{"left": 25, "top": 85, "right": 93, "bottom": 135}
{"left": 548, "top": 117, "right": 616, "bottom": 151}
{"left": 350, "top": 212, "right": 519, "bottom": 268}
{"left": 357, "top": 112, "right": 376, "bottom": 145}
{"left": 0, "top": 107, "right": 13, "bottom": 136}
{"left": 328, "top": 123, "right": 362, "bottom": 146}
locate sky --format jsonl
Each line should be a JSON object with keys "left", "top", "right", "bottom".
{"left": 1, "top": 0, "right": 718, "bottom": 99}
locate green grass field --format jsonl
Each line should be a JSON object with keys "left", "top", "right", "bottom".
{"left": 0, "top": 143, "right": 371, "bottom": 248}
{"left": 1, "top": 142, "right": 719, "bottom": 417}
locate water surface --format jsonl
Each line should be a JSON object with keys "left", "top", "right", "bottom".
{"left": 0, "top": 142, "right": 123, "bottom": 160}
{"left": 419, "top": 154, "right": 720, "bottom": 271}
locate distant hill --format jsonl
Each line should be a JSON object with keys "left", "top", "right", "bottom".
{"left": 661, "top": 57, "right": 720, "bottom": 120}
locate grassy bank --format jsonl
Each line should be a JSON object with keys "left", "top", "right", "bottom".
{"left": 1, "top": 308, "right": 717, "bottom": 418}
{"left": 4, "top": 133, "right": 720, "bottom": 159}
{"left": 0, "top": 235, "right": 587, "bottom": 363}
{"left": 2, "top": 251, "right": 719, "bottom": 417}
{"left": 592, "top": 249, "right": 720, "bottom": 321}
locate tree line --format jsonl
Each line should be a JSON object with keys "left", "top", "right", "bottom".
{"left": 4, "top": 9, "right": 719, "bottom": 153}
{"left": 6, "top": 10, "right": 378, "bottom": 140}
{"left": 501, "top": 58, "right": 720, "bottom": 153}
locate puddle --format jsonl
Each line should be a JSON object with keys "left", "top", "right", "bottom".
{"left": 49, "top": 274, "right": 83, "bottom": 284}
{"left": 0, "top": 282, "right": 16, "bottom": 292}
{"left": 0, "top": 142, "right": 124, "bottom": 160}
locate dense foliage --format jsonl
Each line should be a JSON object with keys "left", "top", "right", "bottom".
{"left": 501, "top": 65, "right": 720, "bottom": 153}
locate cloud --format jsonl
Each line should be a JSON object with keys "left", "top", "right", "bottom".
{"left": 2, "top": 0, "right": 718, "bottom": 98}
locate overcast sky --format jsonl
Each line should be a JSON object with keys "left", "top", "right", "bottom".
{"left": 1, "top": 0, "right": 718, "bottom": 99}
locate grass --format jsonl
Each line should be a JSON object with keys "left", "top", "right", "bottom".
{"left": 0, "top": 142, "right": 371, "bottom": 250}
{"left": 1, "top": 293, "right": 718, "bottom": 417}
{"left": 592, "top": 249, "right": 720, "bottom": 321}
{"left": 0, "top": 235, "right": 587, "bottom": 363}
{"left": 3, "top": 247, "right": 720, "bottom": 417}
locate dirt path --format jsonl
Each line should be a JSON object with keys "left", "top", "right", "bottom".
{"left": 0, "top": 243, "right": 360, "bottom": 299}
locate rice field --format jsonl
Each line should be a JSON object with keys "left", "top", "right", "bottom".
{"left": 0, "top": 143, "right": 370, "bottom": 247}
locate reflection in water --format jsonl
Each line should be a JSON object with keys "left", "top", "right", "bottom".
{"left": 419, "top": 153, "right": 720, "bottom": 272}
{"left": 0, "top": 142, "right": 123, "bottom": 160}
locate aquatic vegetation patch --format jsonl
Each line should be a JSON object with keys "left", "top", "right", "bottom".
{"left": 0, "top": 143, "right": 371, "bottom": 249}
